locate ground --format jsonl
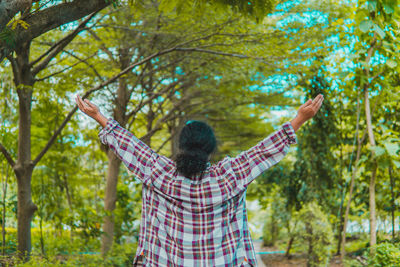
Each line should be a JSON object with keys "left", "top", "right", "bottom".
{"left": 260, "top": 254, "right": 344, "bottom": 267}
{"left": 254, "top": 240, "right": 351, "bottom": 267}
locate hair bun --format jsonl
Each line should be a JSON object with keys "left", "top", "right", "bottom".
{"left": 176, "top": 120, "right": 216, "bottom": 178}
{"left": 176, "top": 149, "right": 208, "bottom": 177}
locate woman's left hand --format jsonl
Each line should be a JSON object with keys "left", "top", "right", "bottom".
{"left": 75, "top": 95, "right": 108, "bottom": 127}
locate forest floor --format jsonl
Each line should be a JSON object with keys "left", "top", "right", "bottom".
{"left": 255, "top": 241, "right": 356, "bottom": 267}
{"left": 260, "top": 253, "right": 343, "bottom": 267}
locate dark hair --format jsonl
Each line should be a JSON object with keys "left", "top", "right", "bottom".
{"left": 176, "top": 120, "right": 216, "bottom": 177}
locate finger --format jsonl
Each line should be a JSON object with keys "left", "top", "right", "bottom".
{"left": 85, "top": 99, "right": 96, "bottom": 108}
{"left": 300, "top": 99, "right": 312, "bottom": 109}
{"left": 76, "top": 95, "right": 86, "bottom": 111}
{"left": 314, "top": 96, "right": 324, "bottom": 111}
{"left": 76, "top": 99, "right": 85, "bottom": 111}
{"left": 317, "top": 96, "right": 324, "bottom": 109}
{"left": 312, "top": 95, "right": 323, "bottom": 108}
{"left": 303, "top": 99, "right": 312, "bottom": 107}
{"left": 78, "top": 95, "right": 89, "bottom": 109}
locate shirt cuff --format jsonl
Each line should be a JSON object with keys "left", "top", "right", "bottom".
{"left": 282, "top": 121, "right": 297, "bottom": 145}
{"left": 98, "top": 118, "right": 118, "bottom": 145}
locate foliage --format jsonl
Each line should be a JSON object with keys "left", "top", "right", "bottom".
{"left": 261, "top": 188, "right": 285, "bottom": 246}
{"left": 15, "top": 242, "right": 137, "bottom": 267}
{"left": 289, "top": 74, "right": 340, "bottom": 209}
{"left": 0, "top": 227, "right": 136, "bottom": 266}
{"left": 367, "top": 242, "right": 400, "bottom": 267}
{"left": 0, "top": 0, "right": 400, "bottom": 264}
{"left": 294, "top": 202, "right": 334, "bottom": 267}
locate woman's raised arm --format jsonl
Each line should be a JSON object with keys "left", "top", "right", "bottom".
{"left": 75, "top": 95, "right": 108, "bottom": 127}
{"left": 216, "top": 94, "right": 324, "bottom": 195}
{"left": 75, "top": 95, "right": 158, "bottom": 184}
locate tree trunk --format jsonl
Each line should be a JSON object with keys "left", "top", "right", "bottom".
{"left": 336, "top": 120, "right": 344, "bottom": 256}
{"left": 364, "top": 86, "right": 377, "bottom": 252}
{"left": 340, "top": 90, "right": 364, "bottom": 261}
{"left": 285, "top": 236, "right": 294, "bottom": 259}
{"left": 101, "top": 151, "right": 121, "bottom": 255}
{"left": 12, "top": 42, "right": 38, "bottom": 260}
{"left": 306, "top": 223, "right": 313, "bottom": 267}
{"left": 15, "top": 165, "right": 37, "bottom": 259}
{"left": 285, "top": 220, "right": 297, "bottom": 259}
{"left": 340, "top": 140, "right": 362, "bottom": 260}
{"left": 101, "top": 48, "right": 129, "bottom": 255}
{"left": 389, "top": 164, "right": 395, "bottom": 240}
{"left": 2, "top": 164, "right": 10, "bottom": 255}
{"left": 369, "top": 163, "right": 377, "bottom": 250}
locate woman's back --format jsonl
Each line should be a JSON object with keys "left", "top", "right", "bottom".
{"left": 140, "top": 156, "right": 252, "bottom": 266}
{"left": 76, "top": 93, "right": 324, "bottom": 266}
{"left": 99, "top": 119, "right": 297, "bottom": 266}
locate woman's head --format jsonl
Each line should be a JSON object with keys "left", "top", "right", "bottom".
{"left": 176, "top": 120, "right": 217, "bottom": 177}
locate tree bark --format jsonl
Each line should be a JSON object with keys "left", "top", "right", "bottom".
{"left": 340, "top": 91, "right": 364, "bottom": 261}
{"left": 0, "top": 0, "right": 109, "bottom": 63}
{"left": 0, "top": 0, "right": 32, "bottom": 31}
{"left": 389, "top": 164, "right": 395, "bottom": 240}
{"left": 340, "top": 142, "right": 362, "bottom": 261}
{"left": 11, "top": 41, "right": 38, "bottom": 260}
{"left": 101, "top": 48, "right": 129, "bottom": 255}
{"left": 15, "top": 168, "right": 37, "bottom": 260}
{"left": 1, "top": 164, "right": 10, "bottom": 255}
{"left": 364, "top": 86, "right": 377, "bottom": 253}
{"left": 306, "top": 223, "right": 313, "bottom": 267}
{"left": 285, "top": 236, "right": 294, "bottom": 259}
{"left": 101, "top": 151, "right": 122, "bottom": 255}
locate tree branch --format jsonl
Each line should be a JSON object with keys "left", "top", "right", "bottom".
{"left": 35, "top": 52, "right": 98, "bottom": 82}
{"left": 174, "top": 47, "right": 275, "bottom": 66}
{"left": 62, "top": 50, "right": 104, "bottom": 81}
{"left": 0, "top": 0, "right": 110, "bottom": 63}
{"left": 0, "top": 0, "right": 32, "bottom": 32}
{"left": 87, "top": 28, "right": 117, "bottom": 64}
{"left": 0, "top": 143, "right": 15, "bottom": 167}
{"left": 32, "top": 44, "right": 186, "bottom": 167}
{"left": 31, "top": 11, "right": 99, "bottom": 75}
{"left": 139, "top": 93, "right": 199, "bottom": 141}
{"left": 155, "top": 136, "right": 173, "bottom": 154}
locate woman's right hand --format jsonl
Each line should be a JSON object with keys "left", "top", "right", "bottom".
{"left": 291, "top": 94, "right": 324, "bottom": 132}
{"left": 297, "top": 94, "right": 324, "bottom": 122}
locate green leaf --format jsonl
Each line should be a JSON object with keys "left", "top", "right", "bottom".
{"left": 386, "top": 59, "right": 398, "bottom": 68}
{"left": 385, "top": 143, "right": 399, "bottom": 156}
{"left": 338, "top": 71, "right": 350, "bottom": 78}
{"left": 383, "top": 4, "right": 394, "bottom": 14}
{"left": 358, "top": 48, "right": 367, "bottom": 54}
{"left": 359, "top": 20, "right": 374, "bottom": 33}
{"left": 358, "top": 155, "right": 369, "bottom": 165}
{"left": 374, "top": 24, "right": 386, "bottom": 39}
{"left": 159, "top": 0, "right": 179, "bottom": 13}
{"left": 383, "top": 40, "right": 392, "bottom": 49}
{"left": 393, "top": 160, "right": 400, "bottom": 168}
{"left": 368, "top": 1, "right": 377, "bottom": 12}
{"left": 371, "top": 145, "right": 386, "bottom": 157}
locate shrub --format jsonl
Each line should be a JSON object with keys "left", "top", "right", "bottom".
{"left": 262, "top": 214, "right": 281, "bottom": 247}
{"left": 294, "top": 202, "right": 334, "bottom": 267}
{"left": 14, "top": 242, "right": 137, "bottom": 267}
{"left": 368, "top": 242, "right": 400, "bottom": 267}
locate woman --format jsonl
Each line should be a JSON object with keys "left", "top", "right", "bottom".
{"left": 75, "top": 94, "right": 324, "bottom": 266}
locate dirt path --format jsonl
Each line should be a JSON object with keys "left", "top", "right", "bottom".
{"left": 255, "top": 242, "right": 344, "bottom": 267}
{"left": 252, "top": 240, "right": 267, "bottom": 267}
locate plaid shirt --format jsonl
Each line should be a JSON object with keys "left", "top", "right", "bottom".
{"left": 99, "top": 119, "right": 297, "bottom": 267}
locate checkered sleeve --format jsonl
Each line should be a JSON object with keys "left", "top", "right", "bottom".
{"left": 98, "top": 118, "right": 157, "bottom": 183}
{"left": 229, "top": 121, "right": 297, "bottom": 189}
